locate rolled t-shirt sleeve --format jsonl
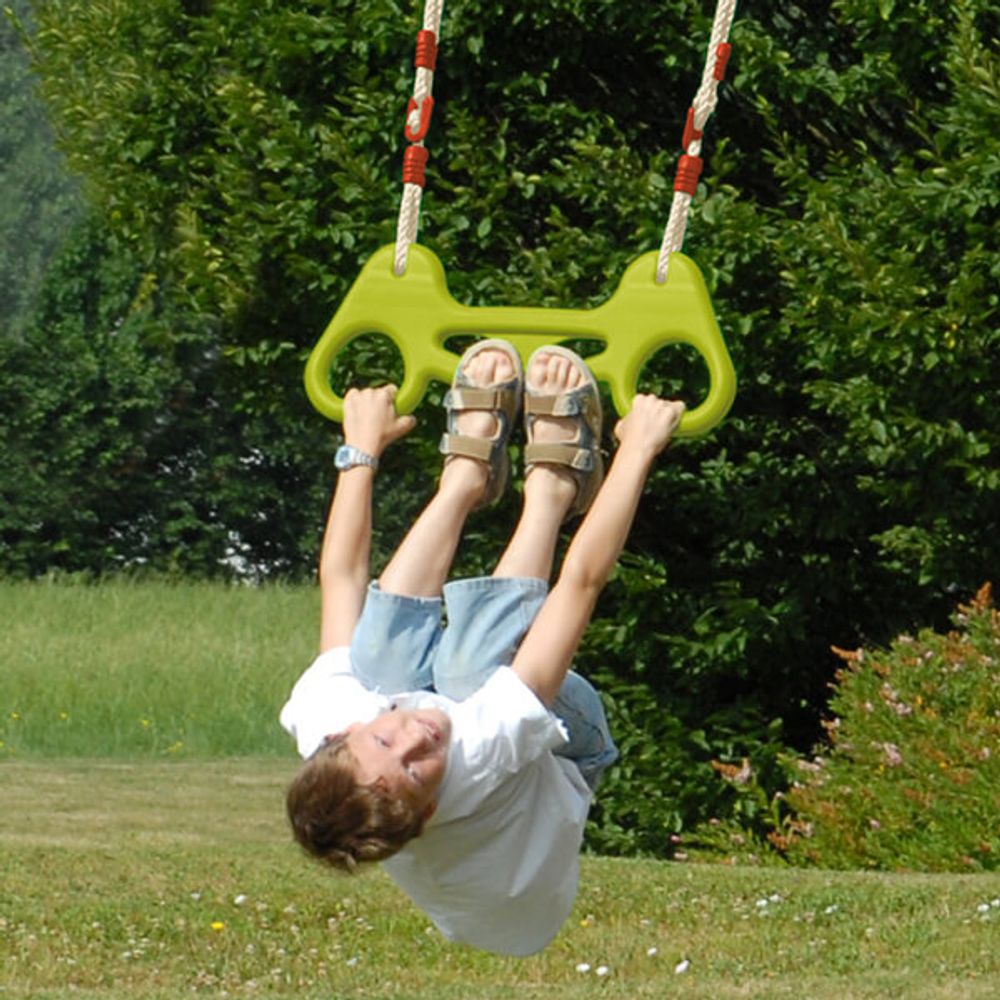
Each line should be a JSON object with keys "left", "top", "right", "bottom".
{"left": 279, "top": 647, "right": 384, "bottom": 758}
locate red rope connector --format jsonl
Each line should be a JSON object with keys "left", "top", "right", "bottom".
{"left": 402, "top": 145, "right": 429, "bottom": 187}
{"left": 674, "top": 154, "right": 703, "bottom": 196}
{"left": 415, "top": 29, "right": 438, "bottom": 70}
{"left": 404, "top": 95, "right": 435, "bottom": 142}
{"left": 682, "top": 107, "right": 702, "bottom": 152}
{"left": 714, "top": 43, "right": 732, "bottom": 82}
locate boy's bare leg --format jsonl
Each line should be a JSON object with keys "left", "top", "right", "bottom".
{"left": 378, "top": 347, "right": 517, "bottom": 598}
{"left": 492, "top": 351, "right": 585, "bottom": 582}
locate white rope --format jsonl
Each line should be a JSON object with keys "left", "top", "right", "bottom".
{"left": 394, "top": 184, "right": 423, "bottom": 276}
{"left": 394, "top": 0, "right": 445, "bottom": 275}
{"left": 656, "top": 0, "right": 738, "bottom": 283}
{"left": 391, "top": 0, "right": 734, "bottom": 281}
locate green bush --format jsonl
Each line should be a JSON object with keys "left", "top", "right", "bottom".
{"left": 0, "top": 216, "right": 307, "bottom": 578}
{"left": 776, "top": 584, "right": 1000, "bottom": 871}
{"left": 683, "top": 584, "right": 1000, "bottom": 869}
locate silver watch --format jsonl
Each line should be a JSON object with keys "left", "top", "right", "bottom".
{"left": 334, "top": 444, "right": 379, "bottom": 472}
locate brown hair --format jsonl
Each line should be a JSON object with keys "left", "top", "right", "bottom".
{"left": 285, "top": 734, "right": 427, "bottom": 873}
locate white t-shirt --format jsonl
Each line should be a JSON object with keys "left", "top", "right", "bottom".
{"left": 280, "top": 648, "right": 592, "bottom": 956}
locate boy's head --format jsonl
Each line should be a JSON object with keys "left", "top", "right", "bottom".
{"left": 286, "top": 705, "right": 451, "bottom": 872}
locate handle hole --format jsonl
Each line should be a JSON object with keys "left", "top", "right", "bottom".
{"left": 328, "top": 333, "right": 405, "bottom": 397}
{"left": 636, "top": 343, "right": 710, "bottom": 408}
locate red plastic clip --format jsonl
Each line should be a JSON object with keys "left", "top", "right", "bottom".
{"left": 714, "top": 43, "right": 732, "bottom": 82}
{"left": 415, "top": 29, "right": 438, "bottom": 70}
{"left": 402, "top": 145, "right": 429, "bottom": 187}
{"left": 674, "top": 153, "right": 703, "bottom": 196}
{"left": 682, "top": 106, "right": 702, "bottom": 152}
{"left": 404, "top": 95, "right": 435, "bottom": 142}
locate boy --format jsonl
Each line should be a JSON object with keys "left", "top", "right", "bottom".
{"left": 281, "top": 341, "right": 684, "bottom": 955}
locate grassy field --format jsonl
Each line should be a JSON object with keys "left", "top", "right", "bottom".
{"left": 0, "top": 578, "right": 317, "bottom": 757}
{"left": 3, "top": 580, "right": 1000, "bottom": 998}
{"left": 2, "top": 758, "right": 999, "bottom": 1000}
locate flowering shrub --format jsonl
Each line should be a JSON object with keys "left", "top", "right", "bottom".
{"left": 777, "top": 585, "right": 1000, "bottom": 871}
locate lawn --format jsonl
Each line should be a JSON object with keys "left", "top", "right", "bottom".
{"left": 2, "top": 758, "right": 998, "bottom": 1000}
{"left": 3, "top": 580, "right": 999, "bottom": 998}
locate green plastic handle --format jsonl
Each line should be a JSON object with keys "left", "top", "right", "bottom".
{"left": 304, "top": 243, "right": 736, "bottom": 438}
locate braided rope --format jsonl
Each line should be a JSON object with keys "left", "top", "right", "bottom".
{"left": 394, "top": 0, "right": 445, "bottom": 275}
{"left": 393, "top": 0, "right": 735, "bottom": 282}
{"left": 656, "top": 0, "right": 738, "bottom": 283}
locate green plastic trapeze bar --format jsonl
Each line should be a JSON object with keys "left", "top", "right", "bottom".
{"left": 304, "top": 243, "right": 736, "bottom": 438}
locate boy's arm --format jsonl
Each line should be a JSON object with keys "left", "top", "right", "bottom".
{"left": 511, "top": 395, "right": 684, "bottom": 706}
{"left": 318, "top": 385, "right": 415, "bottom": 652}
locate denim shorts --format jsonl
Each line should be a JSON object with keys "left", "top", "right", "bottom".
{"left": 350, "top": 576, "right": 618, "bottom": 790}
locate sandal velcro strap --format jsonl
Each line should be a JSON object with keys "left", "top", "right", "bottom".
{"left": 524, "top": 392, "right": 599, "bottom": 420}
{"left": 523, "top": 441, "right": 596, "bottom": 472}
{"left": 438, "top": 432, "right": 496, "bottom": 463}
{"left": 445, "top": 386, "right": 516, "bottom": 415}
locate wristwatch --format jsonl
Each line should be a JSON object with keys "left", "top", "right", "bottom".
{"left": 334, "top": 444, "right": 379, "bottom": 472}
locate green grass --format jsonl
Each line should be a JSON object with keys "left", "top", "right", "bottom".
{"left": 0, "top": 578, "right": 318, "bottom": 756}
{"left": 2, "top": 758, "right": 999, "bottom": 999}
{"left": 4, "top": 580, "right": 1000, "bottom": 997}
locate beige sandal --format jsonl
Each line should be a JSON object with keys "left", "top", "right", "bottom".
{"left": 439, "top": 339, "right": 524, "bottom": 509}
{"left": 523, "top": 346, "right": 604, "bottom": 520}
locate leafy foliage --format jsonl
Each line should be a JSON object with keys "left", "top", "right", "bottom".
{"left": 778, "top": 584, "right": 1000, "bottom": 871}
{"left": 0, "top": 216, "right": 346, "bottom": 578}
{"left": 5, "top": 0, "right": 999, "bottom": 850}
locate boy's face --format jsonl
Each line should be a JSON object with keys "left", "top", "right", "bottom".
{"left": 343, "top": 706, "right": 451, "bottom": 819}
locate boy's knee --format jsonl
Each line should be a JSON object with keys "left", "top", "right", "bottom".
{"left": 432, "top": 659, "right": 491, "bottom": 701}
{"left": 433, "top": 633, "right": 511, "bottom": 700}
{"left": 556, "top": 671, "right": 606, "bottom": 716}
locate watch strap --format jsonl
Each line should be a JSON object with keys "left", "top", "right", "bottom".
{"left": 335, "top": 445, "right": 379, "bottom": 471}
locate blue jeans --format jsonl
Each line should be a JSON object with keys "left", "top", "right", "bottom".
{"left": 350, "top": 577, "right": 618, "bottom": 790}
